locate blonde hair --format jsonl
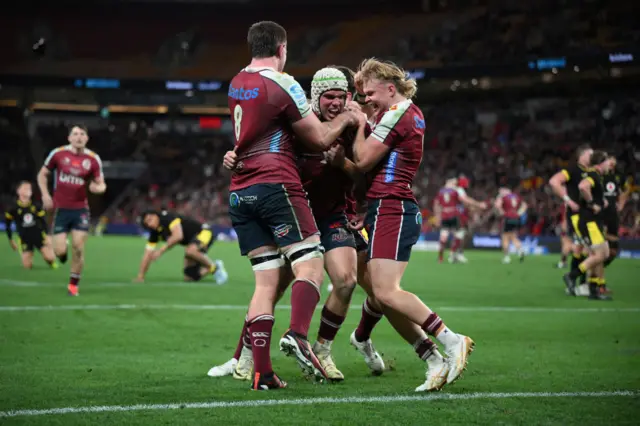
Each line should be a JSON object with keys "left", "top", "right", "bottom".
{"left": 355, "top": 58, "right": 417, "bottom": 99}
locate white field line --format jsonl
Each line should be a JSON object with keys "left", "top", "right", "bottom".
{"left": 0, "top": 391, "right": 637, "bottom": 418}
{"left": 0, "top": 304, "right": 639, "bottom": 313}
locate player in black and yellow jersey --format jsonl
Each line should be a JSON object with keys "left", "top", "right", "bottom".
{"left": 562, "top": 151, "right": 612, "bottom": 300}
{"left": 597, "top": 156, "right": 631, "bottom": 291}
{"left": 4, "top": 181, "right": 58, "bottom": 270}
{"left": 549, "top": 144, "right": 593, "bottom": 283}
{"left": 134, "top": 210, "right": 228, "bottom": 284}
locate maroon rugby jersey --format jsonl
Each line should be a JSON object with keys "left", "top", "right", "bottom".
{"left": 436, "top": 187, "right": 461, "bottom": 220}
{"left": 43, "top": 145, "right": 103, "bottom": 209}
{"left": 228, "top": 67, "right": 311, "bottom": 191}
{"left": 501, "top": 192, "right": 523, "bottom": 219}
{"left": 298, "top": 134, "right": 353, "bottom": 221}
{"left": 366, "top": 100, "right": 425, "bottom": 201}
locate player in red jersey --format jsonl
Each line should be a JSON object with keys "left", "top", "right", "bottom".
{"left": 451, "top": 175, "right": 486, "bottom": 263}
{"left": 211, "top": 66, "right": 447, "bottom": 388}
{"left": 495, "top": 186, "right": 528, "bottom": 264}
{"left": 37, "top": 125, "right": 106, "bottom": 296}
{"left": 352, "top": 58, "right": 474, "bottom": 391}
{"left": 224, "top": 21, "right": 359, "bottom": 390}
{"left": 434, "top": 177, "right": 487, "bottom": 263}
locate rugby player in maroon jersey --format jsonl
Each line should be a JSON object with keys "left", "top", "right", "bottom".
{"left": 37, "top": 125, "right": 106, "bottom": 296}
{"left": 434, "top": 177, "right": 487, "bottom": 263}
{"left": 495, "top": 186, "right": 528, "bottom": 264}
{"left": 352, "top": 58, "right": 474, "bottom": 391}
{"left": 211, "top": 67, "right": 452, "bottom": 389}
{"left": 224, "top": 21, "right": 359, "bottom": 390}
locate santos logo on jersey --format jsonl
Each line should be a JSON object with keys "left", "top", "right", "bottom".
{"left": 228, "top": 85, "right": 260, "bottom": 100}
{"left": 58, "top": 172, "right": 85, "bottom": 185}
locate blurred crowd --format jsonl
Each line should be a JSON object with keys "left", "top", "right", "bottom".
{"left": 3, "top": 1, "right": 636, "bottom": 78}
{"left": 386, "top": 0, "right": 637, "bottom": 66}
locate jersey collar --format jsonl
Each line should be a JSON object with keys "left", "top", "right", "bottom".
{"left": 17, "top": 199, "right": 31, "bottom": 207}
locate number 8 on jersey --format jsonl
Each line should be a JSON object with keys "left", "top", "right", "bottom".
{"left": 234, "top": 105, "right": 243, "bottom": 142}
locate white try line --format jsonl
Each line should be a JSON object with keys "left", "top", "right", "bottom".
{"left": 0, "top": 391, "right": 636, "bottom": 418}
{"left": 1, "top": 304, "right": 639, "bottom": 313}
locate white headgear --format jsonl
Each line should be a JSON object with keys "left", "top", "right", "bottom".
{"left": 311, "top": 67, "right": 349, "bottom": 115}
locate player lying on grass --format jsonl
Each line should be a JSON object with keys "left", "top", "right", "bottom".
{"left": 134, "top": 210, "right": 227, "bottom": 284}
{"left": 4, "top": 181, "right": 58, "bottom": 270}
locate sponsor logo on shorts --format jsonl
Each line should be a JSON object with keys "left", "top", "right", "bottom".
{"left": 229, "top": 193, "right": 257, "bottom": 208}
{"left": 331, "top": 227, "right": 350, "bottom": 242}
{"left": 229, "top": 193, "right": 240, "bottom": 207}
{"left": 273, "top": 224, "right": 292, "bottom": 238}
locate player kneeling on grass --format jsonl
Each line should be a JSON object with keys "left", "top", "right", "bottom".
{"left": 4, "top": 181, "right": 58, "bottom": 270}
{"left": 134, "top": 210, "right": 228, "bottom": 284}
{"left": 494, "top": 185, "right": 528, "bottom": 264}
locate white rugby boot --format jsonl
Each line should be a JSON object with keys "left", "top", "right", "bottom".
{"left": 349, "top": 331, "right": 385, "bottom": 376}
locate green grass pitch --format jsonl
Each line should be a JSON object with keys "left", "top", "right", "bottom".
{"left": 0, "top": 236, "right": 639, "bottom": 425}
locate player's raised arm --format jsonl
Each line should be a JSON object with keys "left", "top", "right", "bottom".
{"left": 459, "top": 191, "right": 487, "bottom": 210}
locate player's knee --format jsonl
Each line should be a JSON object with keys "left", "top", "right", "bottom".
{"left": 454, "top": 229, "right": 465, "bottom": 239}
{"left": 71, "top": 245, "right": 83, "bottom": 259}
{"left": 331, "top": 271, "right": 357, "bottom": 303}
{"left": 439, "top": 230, "right": 449, "bottom": 242}
{"left": 54, "top": 245, "right": 66, "bottom": 257}
{"left": 371, "top": 285, "right": 396, "bottom": 308}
